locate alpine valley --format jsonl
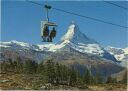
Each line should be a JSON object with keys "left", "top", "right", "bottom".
{"left": 0, "top": 23, "right": 127, "bottom": 78}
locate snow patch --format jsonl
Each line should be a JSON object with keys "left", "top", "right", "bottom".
{"left": 0, "top": 45, "right": 10, "bottom": 48}
{"left": 105, "top": 46, "right": 128, "bottom": 67}
{"left": 61, "top": 23, "right": 97, "bottom": 44}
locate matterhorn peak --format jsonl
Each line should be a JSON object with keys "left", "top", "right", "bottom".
{"left": 61, "top": 22, "right": 97, "bottom": 44}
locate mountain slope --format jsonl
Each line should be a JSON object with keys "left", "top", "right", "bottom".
{"left": 0, "top": 23, "right": 118, "bottom": 63}
{"left": 0, "top": 40, "right": 52, "bottom": 63}
{"left": 46, "top": 23, "right": 118, "bottom": 62}
{"left": 0, "top": 23, "right": 126, "bottom": 78}
{"left": 61, "top": 23, "right": 97, "bottom": 44}
{"left": 105, "top": 46, "right": 128, "bottom": 67}
{"left": 45, "top": 51, "right": 124, "bottom": 77}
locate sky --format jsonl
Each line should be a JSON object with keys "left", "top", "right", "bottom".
{"left": 1, "top": 0, "right": 128, "bottom": 48}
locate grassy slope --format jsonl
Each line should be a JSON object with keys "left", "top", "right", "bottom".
{"left": 0, "top": 73, "right": 127, "bottom": 91}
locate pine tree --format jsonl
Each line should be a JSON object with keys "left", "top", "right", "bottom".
{"left": 37, "top": 62, "right": 45, "bottom": 74}
{"left": 45, "top": 59, "right": 56, "bottom": 84}
{"left": 122, "top": 72, "right": 127, "bottom": 83}
{"left": 0, "top": 61, "right": 8, "bottom": 72}
{"left": 13, "top": 57, "right": 23, "bottom": 73}
{"left": 61, "top": 65, "right": 70, "bottom": 85}
{"left": 106, "top": 76, "right": 117, "bottom": 83}
{"left": 54, "top": 62, "right": 61, "bottom": 84}
{"left": 8, "top": 58, "right": 13, "bottom": 70}
{"left": 94, "top": 72, "right": 103, "bottom": 84}
{"left": 83, "top": 69, "right": 93, "bottom": 85}
{"left": 69, "top": 69, "right": 77, "bottom": 86}
{"left": 23, "top": 60, "right": 38, "bottom": 74}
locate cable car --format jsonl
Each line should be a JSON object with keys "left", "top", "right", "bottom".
{"left": 41, "top": 5, "right": 57, "bottom": 42}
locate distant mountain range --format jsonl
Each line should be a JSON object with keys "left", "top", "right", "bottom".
{"left": 0, "top": 23, "right": 127, "bottom": 78}
{"left": 105, "top": 47, "right": 128, "bottom": 67}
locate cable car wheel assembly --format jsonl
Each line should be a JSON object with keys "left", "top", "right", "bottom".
{"left": 41, "top": 5, "right": 57, "bottom": 42}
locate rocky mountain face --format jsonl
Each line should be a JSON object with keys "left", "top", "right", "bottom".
{"left": 0, "top": 23, "right": 126, "bottom": 77}
{"left": 0, "top": 41, "right": 52, "bottom": 63}
{"left": 39, "top": 23, "right": 118, "bottom": 62}
{"left": 46, "top": 51, "right": 124, "bottom": 77}
{"left": 105, "top": 47, "right": 128, "bottom": 67}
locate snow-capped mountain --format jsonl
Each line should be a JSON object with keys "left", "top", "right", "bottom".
{"left": 0, "top": 40, "right": 52, "bottom": 62}
{"left": 43, "top": 23, "right": 117, "bottom": 62}
{"left": 0, "top": 22, "right": 125, "bottom": 77}
{"left": 0, "top": 40, "right": 38, "bottom": 51}
{"left": 61, "top": 23, "right": 97, "bottom": 44}
{"left": 39, "top": 23, "right": 109, "bottom": 55}
{"left": 0, "top": 23, "right": 117, "bottom": 62}
{"left": 105, "top": 46, "right": 128, "bottom": 67}
{"left": 47, "top": 23, "right": 103, "bottom": 54}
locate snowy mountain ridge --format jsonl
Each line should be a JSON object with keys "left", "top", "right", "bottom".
{"left": 61, "top": 23, "right": 97, "bottom": 44}
{"left": 0, "top": 23, "right": 126, "bottom": 66}
{"left": 105, "top": 46, "right": 128, "bottom": 67}
{"left": 0, "top": 40, "right": 39, "bottom": 51}
{"left": 105, "top": 46, "right": 128, "bottom": 61}
{"left": 42, "top": 23, "right": 104, "bottom": 56}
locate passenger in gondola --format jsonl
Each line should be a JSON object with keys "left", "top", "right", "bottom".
{"left": 49, "top": 27, "right": 56, "bottom": 42}
{"left": 43, "top": 26, "right": 49, "bottom": 42}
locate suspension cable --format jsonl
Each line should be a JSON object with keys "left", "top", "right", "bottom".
{"left": 26, "top": 0, "right": 128, "bottom": 29}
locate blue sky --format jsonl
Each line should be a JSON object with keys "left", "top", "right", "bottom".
{"left": 1, "top": 0, "right": 128, "bottom": 48}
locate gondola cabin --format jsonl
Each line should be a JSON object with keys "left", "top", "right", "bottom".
{"left": 41, "top": 21, "right": 57, "bottom": 42}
